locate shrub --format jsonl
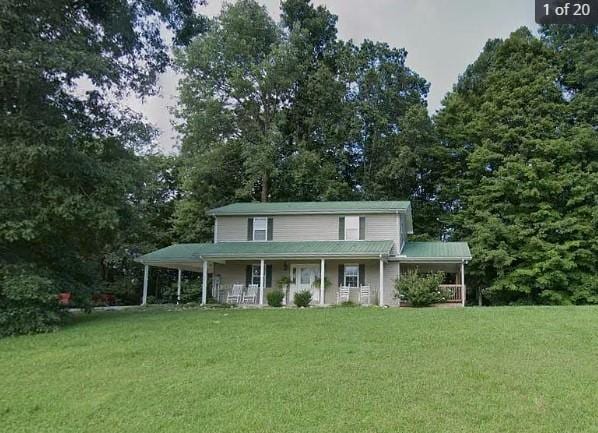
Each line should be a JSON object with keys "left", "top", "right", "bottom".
{"left": 293, "top": 290, "right": 312, "bottom": 307}
{"left": 0, "top": 266, "right": 67, "bottom": 337}
{"left": 267, "top": 290, "right": 285, "bottom": 307}
{"left": 340, "top": 300, "right": 356, "bottom": 307}
{"left": 395, "top": 270, "right": 446, "bottom": 307}
{"left": 159, "top": 280, "right": 202, "bottom": 304}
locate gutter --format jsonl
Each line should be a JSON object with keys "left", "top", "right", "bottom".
{"left": 206, "top": 209, "right": 411, "bottom": 216}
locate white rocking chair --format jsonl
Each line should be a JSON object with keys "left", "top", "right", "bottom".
{"left": 227, "top": 284, "right": 244, "bottom": 304}
{"left": 359, "top": 285, "right": 371, "bottom": 305}
{"left": 337, "top": 286, "right": 351, "bottom": 304}
{"left": 243, "top": 284, "right": 259, "bottom": 304}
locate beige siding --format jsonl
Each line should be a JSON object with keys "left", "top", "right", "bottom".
{"left": 364, "top": 214, "right": 396, "bottom": 240}
{"left": 216, "top": 214, "right": 399, "bottom": 246}
{"left": 383, "top": 262, "right": 400, "bottom": 305}
{"left": 216, "top": 216, "right": 248, "bottom": 242}
{"left": 399, "top": 216, "right": 407, "bottom": 252}
{"left": 272, "top": 215, "right": 339, "bottom": 241}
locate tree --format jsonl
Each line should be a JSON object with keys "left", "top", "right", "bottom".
{"left": 174, "top": 0, "right": 353, "bottom": 241}
{"left": 174, "top": 0, "right": 438, "bottom": 240}
{"left": 0, "top": 0, "right": 206, "bottom": 334}
{"left": 275, "top": 0, "right": 356, "bottom": 201}
{"left": 436, "top": 28, "right": 598, "bottom": 304}
{"left": 176, "top": 0, "right": 295, "bottom": 203}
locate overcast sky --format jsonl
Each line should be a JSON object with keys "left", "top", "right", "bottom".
{"left": 127, "top": 0, "right": 537, "bottom": 153}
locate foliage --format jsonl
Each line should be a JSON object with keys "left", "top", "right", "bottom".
{"left": 174, "top": 0, "right": 437, "bottom": 240}
{"left": 0, "top": 266, "right": 65, "bottom": 337}
{"left": 436, "top": 27, "right": 598, "bottom": 304}
{"left": 153, "top": 278, "right": 202, "bottom": 304}
{"left": 312, "top": 276, "right": 332, "bottom": 289}
{"left": 266, "top": 290, "right": 285, "bottom": 307}
{"left": 395, "top": 270, "right": 445, "bottom": 307}
{"left": 0, "top": 0, "right": 205, "bottom": 331}
{"left": 293, "top": 290, "right": 312, "bottom": 307}
{"left": 277, "top": 276, "right": 291, "bottom": 289}
{"left": 340, "top": 300, "right": 356, "bottom": 307}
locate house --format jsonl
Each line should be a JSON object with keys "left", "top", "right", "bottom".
{"left": 135, "top": 201, "right": 472, "bottom": 306}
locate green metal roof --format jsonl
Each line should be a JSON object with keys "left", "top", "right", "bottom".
{"left": 399, "top": 242, "right": 472, "bottom": 261}
{"left": 136, "top": 240, "right": 395, "bottom": 264}
{"left": 207, "top": 201, "right": 411, "bottom": 216}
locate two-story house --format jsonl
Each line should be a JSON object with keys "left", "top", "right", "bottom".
{"left": 136, "top": 201, "right": 472, "bottom": 306}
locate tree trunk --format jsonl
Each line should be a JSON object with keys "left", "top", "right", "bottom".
{"left": 261, "top": 172, "right": 269, "bottom": 202}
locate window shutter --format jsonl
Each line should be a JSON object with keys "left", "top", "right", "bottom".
{"left": 359, "top": 264, "right": 365, "bottom": 286}
{"left": 267, "top": 217, "right": 273, "bottom": 241}
{"left": 245, "top": 265, "right": 252, "bottom": 286}
{"left": 359, "top": 217, "right": 365, "bottom": 240}
{"left": 338, "top": 264, "right": 344, "bottom": 286}
{"left": 247, "top": 218, "right": 253, "bottom": 241}
{"left": 266, "top": 264, "right": 273, "bottom": 288}
{"left": 338, "top": 217, "right": 345, "bottom": 240}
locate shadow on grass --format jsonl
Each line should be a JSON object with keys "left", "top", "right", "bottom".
{"left": 61, "top": 303, "right": 236, "bottom": 330}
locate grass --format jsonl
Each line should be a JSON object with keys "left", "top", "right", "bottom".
{"left": 1, "top": 306, "right": 597, "bottom": 433}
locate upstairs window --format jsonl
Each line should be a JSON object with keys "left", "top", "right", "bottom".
{"left": 253, "top": 217, "right": 268, "bottom": 241}
{"left": 345, "top": 216, "right": 360, "bottom": 240}
{"left": 339, "top": 216, "right": 365, "bottom": 240}
{"left": 247, "top": 217, "right": 273, "bottom": 241}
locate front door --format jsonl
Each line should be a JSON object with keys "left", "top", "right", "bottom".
{"left": 290, "top": 264, "right": 320, "bottom": 303}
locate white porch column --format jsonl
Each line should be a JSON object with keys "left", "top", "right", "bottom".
{"left": 320, "top": 259, "right": 325, "bottom": 305}
{"left": 461, "top": 261, "right": 466, "bottom": 307}
{"left": 142, "top": 264, "right": 149, "bottom": 305}
{"left": 202, "top": 260, "right": 208, "bottom": 305}
{"left": 177, "top": 268, "right": 182, "bottom": 305}
{"left": 259, "top": 259, "right": 265, "bottom": 305}
{"left": 379, "top": 258, "right": 384, "bottom": 307}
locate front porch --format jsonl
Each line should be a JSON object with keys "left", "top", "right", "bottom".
{"left": 210, "top": 259, "right": 387, "bottom": 306}
{"left": 212, "top": 260, "right": 466, "bottom": 306}
{"left": 134, "top": 241, "right": 470, "bottom": 307}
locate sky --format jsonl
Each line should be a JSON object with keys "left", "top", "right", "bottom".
{"left": 126, "top": 0, "right": 538, "bottom": 153}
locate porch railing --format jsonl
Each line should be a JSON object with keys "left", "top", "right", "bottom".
{"left": 439, "top": 284, "right": 463, "bottom": 303}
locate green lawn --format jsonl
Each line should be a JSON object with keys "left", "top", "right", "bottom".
{"left": 1, "top": 306, "right": 597, "bottom": 433}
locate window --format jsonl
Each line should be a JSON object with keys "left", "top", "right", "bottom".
{"left": 345, "top": 216, "right": 359, "bottom": 240}
{"left": 344, "top": 265, "right": 359, "bottom": 287}
{"left": 253, "top": 217, "right": 267, "bottom": 241}
{"left": 251, "top": 264, "right": 261, "bottom": 286}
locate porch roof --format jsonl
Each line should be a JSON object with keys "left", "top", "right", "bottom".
{"left": 135, "top": 240, "right": 395, "bottom": 265}
{"left": 398, "top": 242, "right": 472, "bottom": 262}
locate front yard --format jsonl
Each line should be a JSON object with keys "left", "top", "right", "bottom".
{"left": 1, "top": 306, "right": 597, "bottom": 433}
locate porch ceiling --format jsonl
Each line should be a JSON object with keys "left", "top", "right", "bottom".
{"left": 135, "top": 240, "right": 395, "bottom": 266}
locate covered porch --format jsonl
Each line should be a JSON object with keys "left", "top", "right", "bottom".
{"left": 134, "top": 240, "right": 395, "bottom": 306}
{"left": 211, "top": 258, "right": 389, "bottom": 306}
{"left": 395, "top": 241, "right": 472, "bottom": 306}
